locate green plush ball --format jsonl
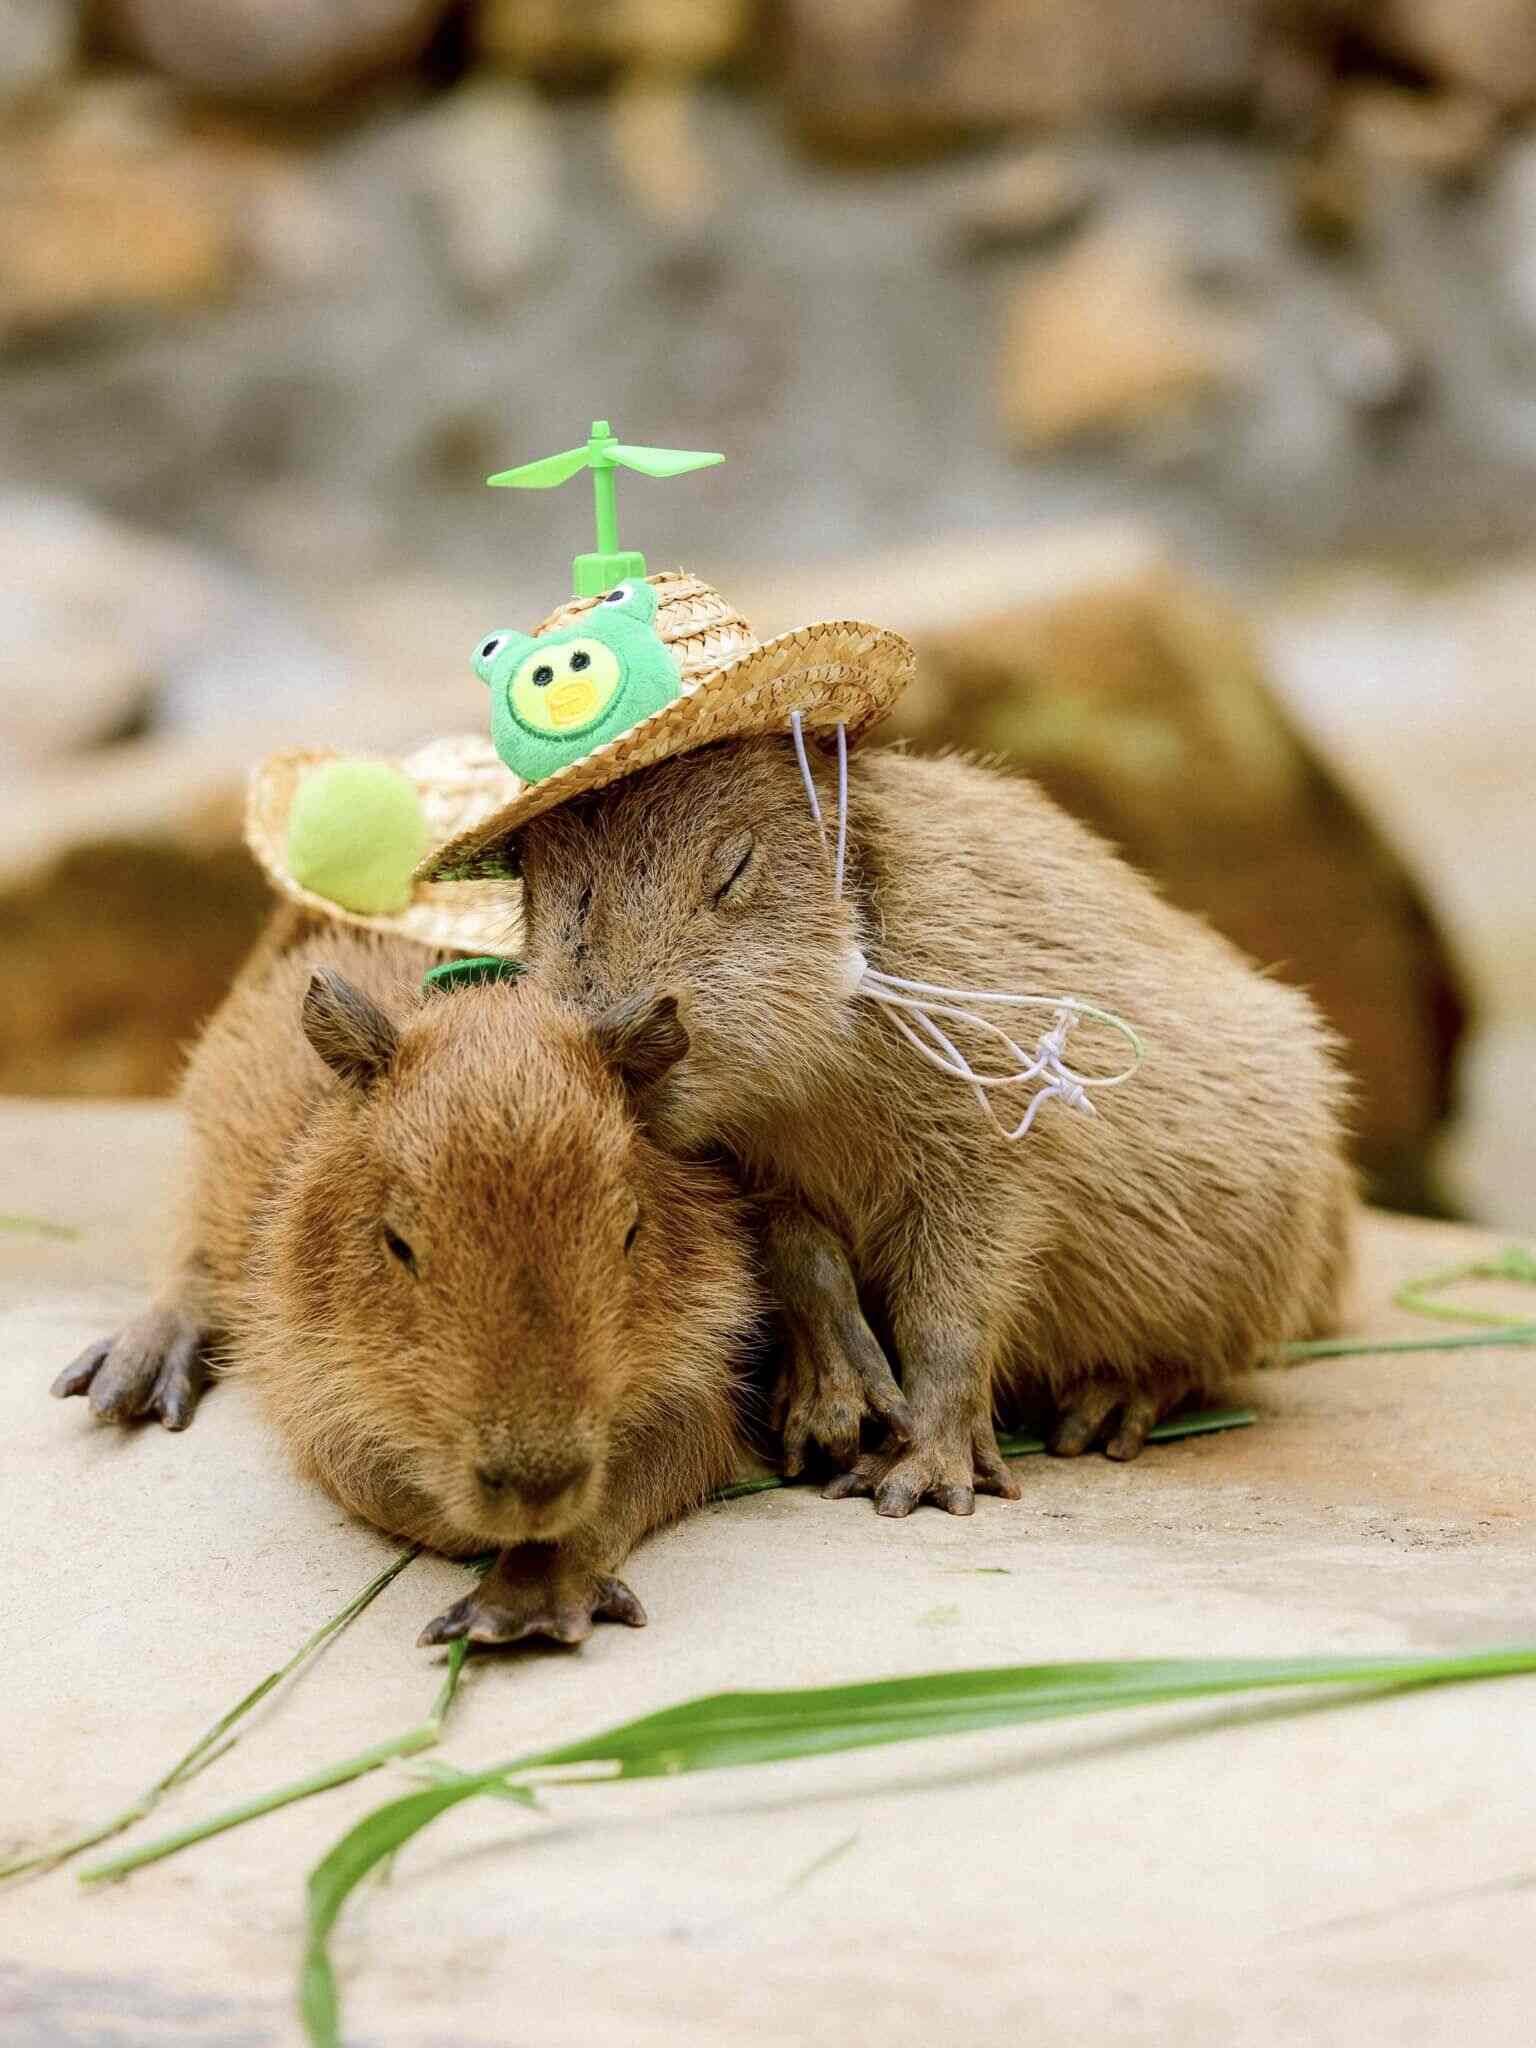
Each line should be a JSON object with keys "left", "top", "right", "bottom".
{"left": 285, "top": 761, "right": 428, "bottom": 917}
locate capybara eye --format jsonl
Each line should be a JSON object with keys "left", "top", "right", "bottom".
{"left": 712, "top": 830, "right": 757, "bottom": 905}
{"left": 382, "top": 1225, "right": 417, "bottom": 1275}
{"left": 532, "top": 664, "right": 554, "bottom": 687}
{"left": 569, "top": 649, "right": 591, "bottom": 672}
{"left": 624, "top": 1215, "right": 641, "bottom": 1254}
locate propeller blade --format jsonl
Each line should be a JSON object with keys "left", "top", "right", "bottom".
{"left": 610, "top": 444, "right": 724, "bottom": 479}
{"left": 487, "top": 445, "right": 592, "bottom": 488}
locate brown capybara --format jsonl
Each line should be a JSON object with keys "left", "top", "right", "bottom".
{"left": 52, "top": 913, "right": 773, "bottom": 1647}
{"left": 508, "top": 739, "right": 1356, "bottom": 1518}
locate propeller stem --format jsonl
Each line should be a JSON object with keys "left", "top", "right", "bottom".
{"left": 592, "top": 463, "right": 619, "bottom": 556}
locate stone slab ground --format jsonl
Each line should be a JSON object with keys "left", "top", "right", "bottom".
{"left": 2, "top": 1100, "right": 1533, "bottom": 2047}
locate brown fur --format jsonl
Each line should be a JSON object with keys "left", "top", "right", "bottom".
{"left": 515, "top": 739, "right": 1356, "bottom": 1505}
{"left": 60, "top": 909, "right": 762, "bottom": 1633}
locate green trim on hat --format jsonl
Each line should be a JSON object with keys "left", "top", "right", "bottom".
{"left": 421, "top": 956, "right": 525, "bottom": 996}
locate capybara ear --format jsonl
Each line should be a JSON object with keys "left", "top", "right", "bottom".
{"left": 594, "top": 991, "right": 689, "bottom": 1097}
{"left": 302, "top": 969, "right": 400, "bottom": 1093}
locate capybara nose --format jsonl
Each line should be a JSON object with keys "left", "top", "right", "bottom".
{"left": 475, "top": 1455, "right": 592, "bottom": 1510}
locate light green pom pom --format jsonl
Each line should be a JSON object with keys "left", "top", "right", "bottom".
{"left": 285, "top": 761, "right": 428, "bottom": 917}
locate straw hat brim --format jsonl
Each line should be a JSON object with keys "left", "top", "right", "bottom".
{"left": 417, "top": 618, "right": 913, "bottom": 884}
{"left": 246, "top": 736, "right": 525, "bottom": 957}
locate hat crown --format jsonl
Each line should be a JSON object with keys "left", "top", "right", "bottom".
{"left": 533, "top": 571, "right": 757, "bottom": 690}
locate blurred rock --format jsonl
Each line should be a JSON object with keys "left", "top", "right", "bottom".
{"left": 946, "top": 147, "right": 1097, "bottom": 253}
{"left": 997, "top": 218, "right": 1254, "bottom": 453}
{"left": 609, "top": 74, "right": 717, "bottom": 228}
{"left": 480, "top": 0, "right": 753, "bottom": 78}
{"left": 0, "top": 818, "right": 269, "bottom": 1097}
{"left": 0, "top": 497, "right": 216, "bottom": 764}
{"left": 1292, "top": 136, "right": 1370, "bottom": 248}
{"left": 410, "top": 79, "right": 559, "bottom": 303}
{"left": 783, "top": 0, "right": 1267, "bottom": 152}
{"left": 1337, "top": 84, "right": 1498, "bottom": 184}
{"left": 104, "top": 0, "right": 450, "bottom": 105}
{"left": 0, "top": 493, "right": 344, "bottom": 754}
{"left": 1376, "top": 0, "right": 1536, "bottom": 113}
{"left": 872, "top": 538, "right": 1465, "bottom": 1211}
{"left": 0, "top": 0, "right": 79, "bottom": 111}
{"left": 0, "top": 88, "right": 234, "bottom": 334}
{"left": 1316, "top": 306, "right": 1427, "bottom": 419}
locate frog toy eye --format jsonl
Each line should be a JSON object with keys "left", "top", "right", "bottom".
{"left": 596, "top": 578, "right": 658, "bottom": 626}
{"left": 472, "top": 628, "right": 532, "bottom": 687}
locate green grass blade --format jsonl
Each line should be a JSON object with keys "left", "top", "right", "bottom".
{"left": 713, "top": 1407, "right": 1256, "bottom": 1501}
{"left": 0, "top": 1212, "right": 79, "bottom": 1240}
{"left": 1282, "top": 1325, "right": 1536, "bottom": 1359}
{"left": 1393, "top": 1244, "right": 1536, "bottom": 1328}
{"left": 298, "top": 1644, "right": 1536, "bottom": 2046}
{"left": 163, "top": 1547, "right": 423, "bottom": 1795}
{"left": 83, "top": 1728, "right": 442, "bottom": 1886}
{"left": 81, "top": 1625, "right": 473, "bottom": 1888}
{"left": 0, "top": 1545, "right": 418, "bottom": 1885}
{"left": 521, "top": 1647, "right": 1536, "bottom": 1779}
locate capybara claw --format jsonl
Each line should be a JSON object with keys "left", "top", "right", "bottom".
{"left": 52, "top": 1308, "right": 212, "bottom": 1431}
{"left": 823, "top": 1419, "right": 1016, "bottom": 1517}
{"left": 419, "top": 1563, "right": 646, "bottom": 1652}
{"left": 51, "top": 1338, "right": 111, "bottom": 1400}
{"left": 1048, "top": 1372, "right": 1195, "bottom": 1462}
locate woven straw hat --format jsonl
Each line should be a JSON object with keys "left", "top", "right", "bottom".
{"left": 246, "top": 733, "right": 525, "bottom": 956}
{"left": 418, "top": 569, "right": 914, "bottom": 883}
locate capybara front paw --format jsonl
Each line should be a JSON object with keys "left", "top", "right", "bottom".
{"left": 417, "top": 1548, "right": 646, "bottom": 1650}
{"left": 1047, "top": 1371, "right": 1195, "bottom": 1462}
{"left": 51, "top": 1305, "right": 213, "bottom": 1431}
{"left": 823, "top": 1416, "right": 1021, "bottom": 1518}
{"left": 773, "top": 1343, "right": 912, "bottom": 1478}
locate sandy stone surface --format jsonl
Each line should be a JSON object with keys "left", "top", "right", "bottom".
{"left": 2, "top": 1100, "right": 1534, "bottom": 2046}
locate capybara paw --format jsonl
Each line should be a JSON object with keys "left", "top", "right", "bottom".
{"left": 418, "top": 1567, "right": 646, "bottom": 1651}
{"left": 776, "top": 1360, "right": 912, "bottom": 1478}
{"left": 823, "top": 1418, "right": 1020, "bottom": 1518}
{"left": 1048, "top": 1373, "right": 1194, "bottom": 1462}
{"left": 51, "top": 1307, "right": 213, "bottom": 1431}
{"left": 773, "top": 1336, "right": 912, "bottom": 1478}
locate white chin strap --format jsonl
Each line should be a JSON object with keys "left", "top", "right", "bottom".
{"left": 788, "top": 712, "right": 1144, "bottom": 1142}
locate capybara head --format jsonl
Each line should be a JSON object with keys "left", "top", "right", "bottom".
{"left": 254, "top": 969, "right": 745, "bottom": 1554}
{"left": 516, "top": 737, "right": 860, "bottom": 1151}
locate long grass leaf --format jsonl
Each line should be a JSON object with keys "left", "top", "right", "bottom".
{"left": 0, "top": 1212, "right": 79, "bottom": 1240}
{"left": 713, "top": 1406, "right": 1255, "bottom": 1500}
{"left": 81, "top": 1635, "right": 471, "bottom": 1887}
{"left": 1281, "top": 1326, "right": 1536, "bottom": 1359}
{"left": 1, "top": 1545, "right": 419, "bottom": 1885}
{"left": 299, "top": 1644, "right": 1536, "bottom": 2046}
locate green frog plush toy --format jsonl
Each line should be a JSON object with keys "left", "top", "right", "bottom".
{"left": 473, "top": 578, "right": 681, "bottom": 785}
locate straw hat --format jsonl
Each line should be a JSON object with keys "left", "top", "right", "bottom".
{"left": 417, "top": 569, "right": 914, "bottom": 883}
{"left": 245, "top": 733, "right": 525, "bottom": 956}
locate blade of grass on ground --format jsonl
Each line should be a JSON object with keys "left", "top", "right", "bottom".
{"left": 1393, "top": 1244, "right": 1536, "bottom": 1328}
{"left": 0, "top": 1212, "right": 79, "bottom": 1240}
{"left": 81, "top": 1565, "right": 491, "bottom": 1885}
{"left": 713, "top": 1406, "right": 1256, "bottom": 1499}
{"left": 1282, "top": 1325, "right": 1536, "bottom": 1358}
{"left": 1, "top": 1545, "right": 420, "bottom": 1885}
{"left": 299, "top": 1644, "right": 1536, "bottom": 2048}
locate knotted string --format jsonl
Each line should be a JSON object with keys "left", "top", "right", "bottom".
{"left": 788, "top": 710, "right": 1144, "bottom": 1141}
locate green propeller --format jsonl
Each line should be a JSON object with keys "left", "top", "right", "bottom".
{"left": 488, "top": 420, "right": 723, "bottom": 597}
